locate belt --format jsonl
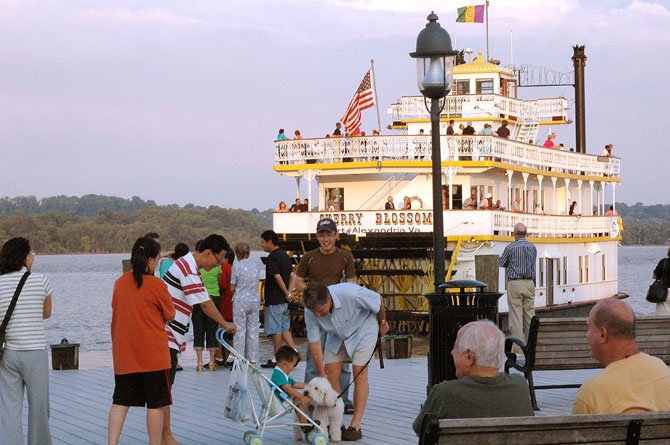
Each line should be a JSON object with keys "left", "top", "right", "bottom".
{"left": 509, "top": 277, "right": 533, "bottom": 281}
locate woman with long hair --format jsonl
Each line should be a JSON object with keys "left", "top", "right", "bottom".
{"left": 158, "top": 243, "right": 189, "bottom": 279}
{"left": 0, "top": 237, "right": 53, "bottom": 445}
{"left": 653, "top": 247, "right": 670, "bottom": 315}
{"left": 108, "top": 237, "right": 175, "bottom": 445}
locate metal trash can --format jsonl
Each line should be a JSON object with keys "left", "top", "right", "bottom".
{"left": 423, "top": 280, "right": 502, "bottom": 389}
{"left": 50, "top": 339, "right": 80, "bottom": 370}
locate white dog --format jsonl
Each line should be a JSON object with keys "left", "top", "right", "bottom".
{"left": 304, "top": 376, "right": 345, "bottom": 442}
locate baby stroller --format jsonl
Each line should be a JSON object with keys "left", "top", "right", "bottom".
{"left": 216, "top": 328, "right": 328, "bottom": 445}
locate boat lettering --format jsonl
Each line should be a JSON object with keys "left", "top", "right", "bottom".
{"left": 320, "top": 213, "right": 363, "bottom": 226}
{"left": 374, "top": 211, "right": 432, "bottom": 226}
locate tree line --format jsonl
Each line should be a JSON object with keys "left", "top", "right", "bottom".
{"left": 0, "top": 195, "right": 667, "bottom": 253}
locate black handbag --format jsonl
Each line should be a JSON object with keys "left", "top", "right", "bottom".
{"left": 646, "top": 280, "right": 669, "bottom": 303}
{"left": 0, "top": 271, "right": 31, "bottom": 361}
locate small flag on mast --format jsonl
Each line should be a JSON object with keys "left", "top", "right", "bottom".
{"left": 456, "top": 5, "right": 485, "bottom": 23}
{"left": 341, "top": 70, "right": 375, "bottom": 135}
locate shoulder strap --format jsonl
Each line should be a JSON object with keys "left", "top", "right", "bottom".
{"left": 0, "top": 271, "right": 31, "bottom": 341}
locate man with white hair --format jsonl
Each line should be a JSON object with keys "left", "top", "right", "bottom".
{"left": 412, "top": 321, "right": 533, "bottom": 434}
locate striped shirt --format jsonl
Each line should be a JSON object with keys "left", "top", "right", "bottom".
{"left": 0, "top": 267, "right": 52, "bottom": 350}
{"left": 162, "top": 252, "right": 210, "bottom": 351}
{"left": 499, "top": 238, "right": 537, "bottom": 280}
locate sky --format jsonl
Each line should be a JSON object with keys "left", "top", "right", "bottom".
{"left": 1, "top": 0, "right": 669, "bottom": 210}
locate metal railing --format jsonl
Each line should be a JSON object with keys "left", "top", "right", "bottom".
{"left": 274, "top": 135, "right": 620, "bottom": 177}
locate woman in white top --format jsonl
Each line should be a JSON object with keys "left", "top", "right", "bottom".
{"left": 230, "top": 243, "right": 262, "bottom": 365}
{"left": 0, "top": 237, "right": 53, "bottom": 445}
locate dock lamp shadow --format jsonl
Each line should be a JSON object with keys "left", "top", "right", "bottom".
{"left": 410, "top": 11, "right": 458, "bottom": 291}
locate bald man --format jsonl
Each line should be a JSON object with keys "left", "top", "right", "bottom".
{"left": 572, "top": 299, "right": 670, "bottom": 414}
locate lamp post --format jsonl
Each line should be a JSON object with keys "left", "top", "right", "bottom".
{"left": 410, "top": 11, "right": 458, "bottom": 291}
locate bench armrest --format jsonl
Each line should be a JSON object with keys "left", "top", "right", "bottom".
{"left": 418, "top": 413, "right": 439, "bottom": 445}
{"left": 504, "top": 337, "right": 530, "bottom": 373}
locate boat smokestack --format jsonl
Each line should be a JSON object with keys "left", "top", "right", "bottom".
{"left": 572, "top": 45, "right": 587, "bottom": 154}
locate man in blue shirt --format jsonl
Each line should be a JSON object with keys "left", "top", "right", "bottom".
{"left": 499, "top": 222, "right": 537, "bottom": 343}
{"left": 303, "top": 282, "right": 389, "bottom": 441}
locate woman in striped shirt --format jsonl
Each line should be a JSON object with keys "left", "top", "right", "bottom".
{"left": 0, "top": 237, "right": 53, "bottom": 445}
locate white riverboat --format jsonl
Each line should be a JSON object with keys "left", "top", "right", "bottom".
{"left": 271, "top": 49, "right": 623, "bottom": 330}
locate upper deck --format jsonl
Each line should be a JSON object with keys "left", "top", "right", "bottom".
{"left": 274, "top": 135, "right": 620, "bottom": 179}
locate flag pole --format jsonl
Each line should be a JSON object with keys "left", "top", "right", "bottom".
{"left": 371, "top": 59, "right": 382, "bottom": 134}
{"left": 485, "top": 0, "right": 490, "bottom": 61}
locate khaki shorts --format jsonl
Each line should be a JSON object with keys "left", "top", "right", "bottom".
{"left": 324, "top": 339, "right": 377, "bottom": 366}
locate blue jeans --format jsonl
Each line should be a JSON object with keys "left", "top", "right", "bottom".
{"left": 304, "top": 331, "right": 352, "bottom": 406}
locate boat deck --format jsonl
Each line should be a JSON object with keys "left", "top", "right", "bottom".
{"left": 29, "top": 352, "right": 597, "bottom": 445}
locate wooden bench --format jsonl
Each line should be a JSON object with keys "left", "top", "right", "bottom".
{"left": 418, "top": 411, "right": 670, "bottom": 445}
{"left": 504, "top": 316, "right": 670, "bottom": 410}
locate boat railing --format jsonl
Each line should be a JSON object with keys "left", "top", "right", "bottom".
{"left": 274, "top": 135, "right": 620, "bottom": 177}
{"left": 272, "top": 210, "right": 618, "bottom": 239}
{"left": 391, "top": 94, "right": 567, "bottom": 121}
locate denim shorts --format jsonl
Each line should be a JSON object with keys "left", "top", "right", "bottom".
{"left": 264, "top": 303, "right": 291, "bottom": 335}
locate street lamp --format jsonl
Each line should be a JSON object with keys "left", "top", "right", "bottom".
{"left": 410, "top": 11, "right": 458, "bottom": 290}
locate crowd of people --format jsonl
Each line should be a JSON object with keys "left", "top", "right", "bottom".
{"left": 3, "top": 220, "right": 667, "bottom": 444}
{"left": 275, "top": 198, "right": 310, "bottom": 213}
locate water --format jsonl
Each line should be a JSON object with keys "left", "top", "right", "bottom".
{"left": 34, "top": 246, "right": 666, "bottom": 352}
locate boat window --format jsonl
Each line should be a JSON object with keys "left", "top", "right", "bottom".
{"left": 444, "top": 184, "right": 463, "bottom": 209}
{"left": 579, "top": 255, "right": 589, "bottom": 283}
{"left": 325, "top": 188, "right": 344, "bottom": 211}
{"left": 538, "top": 260, "right": 545, "bottom": 288}
{"left": 476, "top": 79, "right": 494, "bottom": 94}
{"left": 455, "top": 80, "right": 470, "bottom": 95}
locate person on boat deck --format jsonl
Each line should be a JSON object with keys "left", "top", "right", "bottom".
{"left": 385, "top": 196, "right": 395, "bottom": 210}
{"left": 293, "top": 130, "right": 303, "bottom": 140}
{"left": 299, "top": 198, "right": 309, "bottom": 212}
{"left": 333, "top": 122, "right": 342, "bottom": 137}
{"left": 542, "top": 133, "right": 556, "bottom": 148}
{"left": 289, "top": 198, "right": 301, "bottom": 213}
{"left": 573, "top": 299, "right": 670, "bottom": 414}
{"left": 495, "top": 120, "right": 510, "bottom": 138}
{"left": 276, "top": 128, "right": 288, "bottom": 141}
{"left": 499, "top": 223, "right": 537, "bottom": 344}
{"left": 652, "top": 247, "right": 670, "bottom": 315}
{"left": 601, "top": 144, "right": 613, "bottom": 157}
{"left": 446, "top": 119, "right": 455, "bottom": 135}
{"left": 494, "top": 199, "right": 505, "bottom": 211}
{"left": 402, "top": 196, "right": 412, "bottom": 210}
{"left": 511, "top": 196, "right": 522, "bottom": 213}
{"left": 412, "top": 321, "right": 533, "bottom": 435}
{"left": 275, "top": 201, "right": 289, "bottom": 212}
{"left": 463, "top": 193, "right": 477, "bottom": 209}
{"left": 478, "top": 194, "right": 490, "bottom": 209}
{"left": 303, "top": 282, "right": 389, "bottom": 441}
{"left": 569, "top": 201, "right": 581, "bottom": 216}
{"left": 462, "top": 121, "right": 475, "bottom": 135}
{"left": 605, "top": 205, "right": 618, "bottom": 217}
{"left": 458, "top": 123, "right": 465, "bottom": 134}
{"left": 478, "top": 123, "right": 494, "bottom": 135}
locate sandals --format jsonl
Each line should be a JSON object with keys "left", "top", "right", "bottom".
{"left": 209, "top": 362, "right": 218, "bottom": 372}
{"left": 196, "top": 364, "right": 205, "bottom": 372}
{"left": 341, "top": 426, "right": 363, "bottom": 441}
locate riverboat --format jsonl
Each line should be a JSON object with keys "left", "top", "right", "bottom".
{"left": 271, "top": 47, "right": 623, "bottom": 333}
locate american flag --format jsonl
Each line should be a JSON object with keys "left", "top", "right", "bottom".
{"left": 341, "top": 70, "right": 375, "bottom": 134}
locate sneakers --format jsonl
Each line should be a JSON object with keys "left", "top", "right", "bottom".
{"left": 344, "top": 404, "right": 354, "bottom": 415}
{"left": 260, "top": 359, "right": 276, "bottom": 369}
{"left": 341, "top": 426, "right": 362, "bottom": 441}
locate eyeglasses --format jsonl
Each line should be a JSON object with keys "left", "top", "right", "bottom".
{"left": 212, "top": 251, "right": 225, "bottom": 264}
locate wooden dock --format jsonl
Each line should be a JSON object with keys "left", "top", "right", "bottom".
{"left": 24, "top": 350, "right": 600, "bottom": 444}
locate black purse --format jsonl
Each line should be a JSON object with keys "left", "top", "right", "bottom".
{"left": 0, "top": 271, "right": 31, "bottom": 361}
{"left": 647, "top": 259, "right": 669, "bottom": 304}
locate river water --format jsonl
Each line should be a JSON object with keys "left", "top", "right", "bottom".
{"left": 36, "top": 246, "right": 666, "bottom": 352}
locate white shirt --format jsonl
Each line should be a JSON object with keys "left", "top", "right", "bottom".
{"left": 0, "top": 267, "right": 52, "bottom": 350}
